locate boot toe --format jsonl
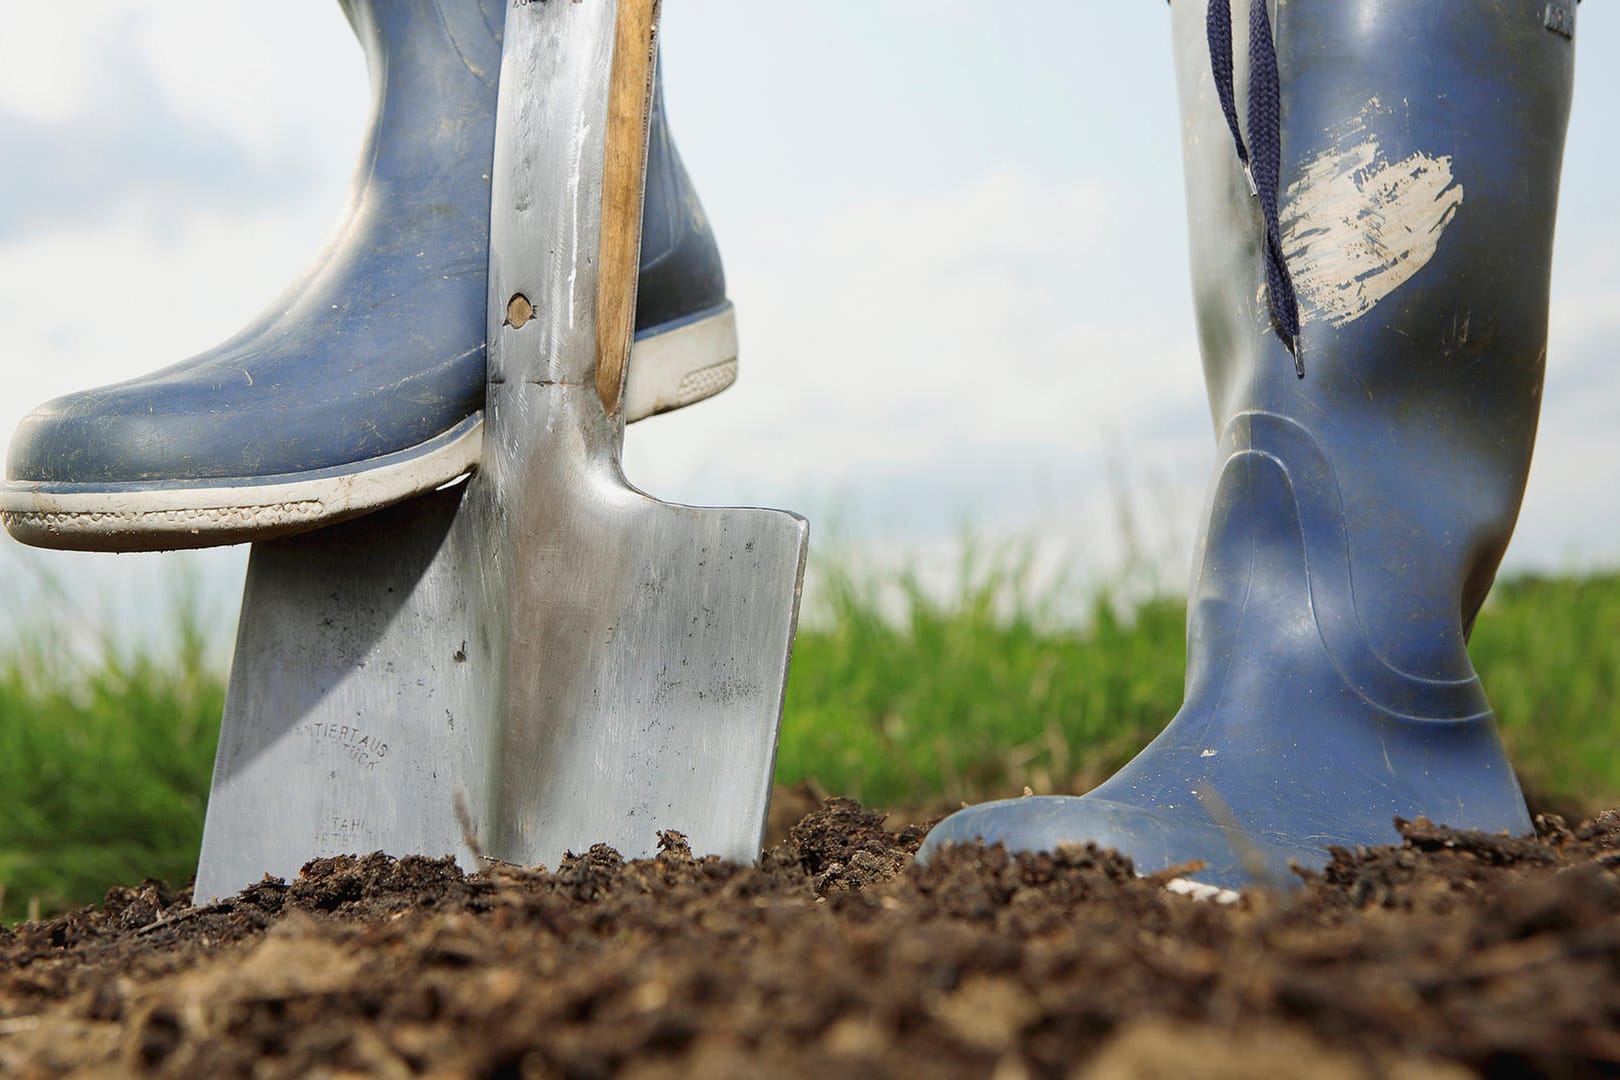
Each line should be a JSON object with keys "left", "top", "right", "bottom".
{"left": 7, "top": 364, "right": 475, "bottom": 487}
{"left": 12, "top": 383, "right": 300, "bottom": 488}
{"left": 1, "top": 361, "right": 484, "bottom": 552}
{"left": 918, "top": 795, "right": 1325, "bottom": 891}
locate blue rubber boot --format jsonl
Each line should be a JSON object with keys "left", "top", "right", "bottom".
{"left": 921, "top": 0, "right": 1578, "bottom": 889}
{"left": 1, "top": 0, "right": 735, "bottom": 552}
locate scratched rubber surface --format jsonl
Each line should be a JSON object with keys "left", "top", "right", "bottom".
{"left": 3, "top": 795, "right": 1620, "bottom": 1077}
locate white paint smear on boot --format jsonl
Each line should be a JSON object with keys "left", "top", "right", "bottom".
{"left": 1280, "top": 110, "right": 1463, "bottom": 329}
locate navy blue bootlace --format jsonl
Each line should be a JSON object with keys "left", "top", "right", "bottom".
{"left": 1207, "top": 0, "right": 1303, "bottom": 377}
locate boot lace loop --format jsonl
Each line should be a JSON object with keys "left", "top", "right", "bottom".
{"left": 1208, "top": 0, "right": 1303, "bottom": 377}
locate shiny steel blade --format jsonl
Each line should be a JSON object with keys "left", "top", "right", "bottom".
{"left": 194, "top": 0, "right": 806, "bottom": 901}
{"left": 473, "top": 0, "right": 808, "bottom": 866}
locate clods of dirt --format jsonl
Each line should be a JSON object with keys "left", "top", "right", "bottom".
{"left": 3, "top": 798, "right": 1620, "bottom": 1078}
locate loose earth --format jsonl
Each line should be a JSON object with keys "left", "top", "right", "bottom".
{"left": 3, "top": 797, "right": 1619, "bottom": 1078}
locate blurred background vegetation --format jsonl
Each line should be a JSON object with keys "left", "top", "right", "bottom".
{"left": 3, "top": 551, "right": 1618, "bottom": 925}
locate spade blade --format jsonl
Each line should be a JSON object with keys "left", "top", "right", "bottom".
{"left": 193, "top": 0, "right": 807, "bottom": 900}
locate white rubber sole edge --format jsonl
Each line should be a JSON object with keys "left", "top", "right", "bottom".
{"left": 622, "top": 303, "right": 739, "bottom": 420}
{"left": 0, "top": 305, "right": 739, "bottom": 552}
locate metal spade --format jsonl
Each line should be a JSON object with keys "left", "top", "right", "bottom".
{"left": 193, "top": 0, "right": 807, "bottom": 899}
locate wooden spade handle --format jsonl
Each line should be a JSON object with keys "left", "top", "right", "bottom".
{"left": 594, "top": 0, "right": 661, "bottom": 416}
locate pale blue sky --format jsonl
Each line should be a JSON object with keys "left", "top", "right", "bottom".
{"left": 0, "top": 2, "right": 1615, "bottom": 647}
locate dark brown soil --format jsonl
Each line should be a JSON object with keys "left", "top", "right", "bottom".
{"left": 4, "top": 797, "right": 1620, "bottom": 1079}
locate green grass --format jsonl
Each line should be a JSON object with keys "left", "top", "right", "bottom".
{"left": 3, "top": 556, "right": 1619, "bottom": 924}
{"left": 778, "top": 547, "right": 1184, "bottom": 808}
{"left": 776, "top": 556, "right": 1620, "bottom": 816}
{"left": 0, "top": 584, "right": 224, "bottom": 925}
{"left": 1470, "top": 573, "right": 1620, "bottom": 818}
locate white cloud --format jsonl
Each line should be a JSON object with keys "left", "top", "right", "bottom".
{"left": 0, "top": 4, "right": 363, "bottom": 161}
{"left": 1515, "top": 298, "right": 1620, "bottom": 572}
{"left": 625, "top": 170, "right": 1207, "bottom": 502}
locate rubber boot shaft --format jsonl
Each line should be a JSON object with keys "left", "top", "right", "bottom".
{"left": 921, "top": 0, "right": 1576, "bottom": 888}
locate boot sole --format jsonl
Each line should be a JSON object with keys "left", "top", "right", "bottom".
{"left": 0, "top": 304, "right": 738, "bottom": 552}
